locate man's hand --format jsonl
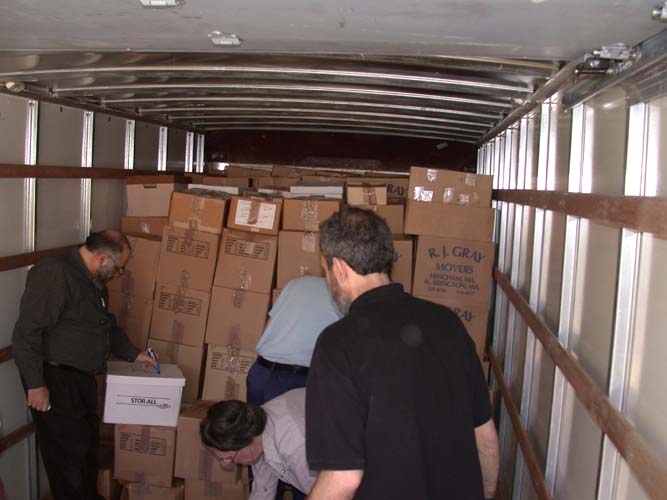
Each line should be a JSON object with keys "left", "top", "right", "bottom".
{"left": 27, "top": 386, "right": 50, "bottom": 412}
{"left": 135, "top": 350, "right": 158, "bottom": 369}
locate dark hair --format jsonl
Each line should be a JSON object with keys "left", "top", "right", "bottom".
{"left": 85, "top": 229, "right": 130, "bottom": 258}
{"left": 200, "top": 400, "right": 267, "bottom": 451}
{"left": 319, "top": 206, "right": 394, "bottom": 276}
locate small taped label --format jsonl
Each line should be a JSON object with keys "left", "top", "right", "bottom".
{"left": 413, "top": 186, "right": 434, "bottom": 202}
{"left": 458, "top": 193, "right": 471, "bottom": 206}
{"left": 426, "top": 169, "right": 438, "bottom": 182}
{"left": 139, "top": 222, "right": 150, "bottom": 234}
{"left": 443, "top": 187, "right": 455, "bottom": 204}
{"left": 301, "top": 232, "right": 317, "bottom": 253}
{"left": 234, "top": 199, "right": 276, "bottom": 230}
{"left": 465, "top": 173, "right": 477, "bottom": 186}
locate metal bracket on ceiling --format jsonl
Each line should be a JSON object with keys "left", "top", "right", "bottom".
{"left": 652, "top": 2, "right": 667, "bottom": 22}
{"left": 574, "top": 43, "right": 634, "bottom": 77}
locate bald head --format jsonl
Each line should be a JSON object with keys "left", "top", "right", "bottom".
{"left": 85, "top": 229, "right": 130, "bottom": 258}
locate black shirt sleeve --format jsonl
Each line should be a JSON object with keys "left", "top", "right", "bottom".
{"left": 12, "top": 261, "right": 67, "bottom": 389}
{"left": 306, "top": 327, "right": 367, "bottom": 471}
{"left": 469, "top": 342, "right": 492, "bottom": 427}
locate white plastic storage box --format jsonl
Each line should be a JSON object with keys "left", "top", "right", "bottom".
{"left": 103, "top": 361, "right": 185, "bottom": 427}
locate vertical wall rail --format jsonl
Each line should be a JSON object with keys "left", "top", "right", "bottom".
{"left": 124, "top": 119, "right": 135, "bottom": 170}
{"left": 195, "top": 133, "right": 205, "bottom": 173}
{"left": 595, "top": 103, "right": 647, "bottom": 500}
{"left": 184, "top": 131, "right": 195, "bottom": 173}
{"left": 80, "top": 111, "right": 94, "bottom": 239}
{"left": 157, "top": 126, "right": 168, "bottom": 171}
{"left": 23, "top": 100, "right": 38, "bottom": 253}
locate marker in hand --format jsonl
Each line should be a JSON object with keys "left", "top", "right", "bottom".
{"left": 147, "top": 347, "right": 160, "bottom": 374}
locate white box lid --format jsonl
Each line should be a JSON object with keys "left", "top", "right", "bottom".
{"left": 106, "top": 361, "right": 185, "bottom": 386}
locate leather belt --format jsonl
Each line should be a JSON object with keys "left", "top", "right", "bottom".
{"left": 257, "top": 356, "right": 309, "bottom": 375}
{"left": 47, "top": 361, "right": 96, "bottom": 376}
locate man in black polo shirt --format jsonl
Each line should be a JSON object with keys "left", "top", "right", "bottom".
{"left": 12, "top": 229, "right": 156, "bottom": 500}
{"left": 306, "top": 207, "right": 499, "bottom": 500}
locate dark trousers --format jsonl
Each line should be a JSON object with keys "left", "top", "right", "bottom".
{"left": 30, "top": 363, "right": 102, "bottom": 500}
{"left": 246, "top": 361, "right": 308, "bottom": 500}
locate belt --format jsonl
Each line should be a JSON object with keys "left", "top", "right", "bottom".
{"left": 47, "top": 361, "right": 96, "bottom": 376}
{"left": 257, "top": 356, "right": 309, "bottom": 375}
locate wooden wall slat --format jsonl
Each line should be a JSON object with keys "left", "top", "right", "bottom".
{"left": 0, "top": 422, "right": 35, "bottom": 455}
{"left": 488, "top": 349, "right": 552, "bottom": 500}
{"left": 494, "top": 268, "right": 667, "bottom": 500}
{"left": 0, "top": 244, "right": 79, "bottom": 273}
{"left": 494, "top": 189, "right": 667, "bottom": 237}
{"left": 0, "top": 163, "right": 129, "bottom": 179}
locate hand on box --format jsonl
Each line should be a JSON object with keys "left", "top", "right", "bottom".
{"left": 135, "top": 350, "right": 158, "bottom": 369}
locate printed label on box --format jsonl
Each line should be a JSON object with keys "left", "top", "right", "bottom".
{"left": 115, "top": 392, "right": 174, "bottom": 410}
{"left": 157, "top": 291, "right": 203, "bottom": 316}
{"left": 224, "top": 237, "right": 270, "bottom": 260}
{"left": 420, "top": 243, "right": 490, "bottom": 299}
{"left": 166, "top": 235, "right": 211, "bottom": 259}
{"left": 234, "top": 200, "right": 277, "bottom": 230}
{"left": 210, "top": 351, "right": 255, "bottom": 374}
{"left": 119, "top": 432, "right": 167, "bottom": 456}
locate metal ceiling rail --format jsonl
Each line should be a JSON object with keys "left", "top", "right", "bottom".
{"left": 1, "top": 64, "right": 532, "bottom": 94}
{"left": 166, "top": 108, "right": 493, "bottom": 128}
{"left": 206, "top": 126, "right": 477, "bottom": 143}
{"left": 98, "top": 84, "right": 513, "bottom": 109}
{"left": 203, "top": 120, "right": 480, "bottom": 138}
{"left": 185, "top": 115, "right": 484, "bottom": 135}
{"left": 135, "top": 98, "right": 503, "bottom": 120}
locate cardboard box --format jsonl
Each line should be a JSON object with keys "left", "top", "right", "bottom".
{"left": 120, "top": 481, "right": 184, "bottom": 500}
{"left": 346, "top": 183, "right": 387, "bottom": 206}
{"left": 175, "top": 400, "right": 243, "bottom": 483}
{"left": 149, "top": 283, "right": 211, "bottom": 347}
{"left": 98, "top": 445, "right": 121, "bottom": 500}
{"left": 412, "top": 236, "right": 495, "bottom": 305}
{"left": 346, "top": 176, "right": 409, "bottom": 199}
{"left": 122, "top": 217, "right": 169, "bottom": 239}
{"left": 290, "top": 182, "right": 344, "bottom": 198}
{"left": 392, "top": 238, "right": 414, "bottom": 294}
{"left": 157, "top": 226, "right": 220, "bottom": 292}
{"left": 414, "top": 295, "right": 489, "bottom": 359}
{"left": 277, "top": 231, "right": 323, "bottom": 288}
{"left": 205, "top": 287, "right": 270, "bottom": 351}
{"left": 213, "top": 229, "right": 278, "bottom": 294}
{"left": 185, "top": 479, "right": 248, "bottom": 500}
{"left": 168, "top": 191, "right": 229, "bottom": 235}
{"left": 127, "top": 176, "right": 186, "bottom": 217}
{"left": 301, "top": 175, "right": 343, "bottom": 183}
{"left": 225, "top": 166, "right": 271, "bottom": 178}
{"left": 281, "top": 198, "right": 341, "bottom": 232}
{"left": 253, "top": 176, "right": 301, "bottom": 188}
{"left": 203, "top": 176, "right": 250, "bottom": 188}
{"left": 201, "top": 346, "right": 256, "bottom": 402}
{"left": 271, "top": 165, "right": 308, "bottom": 178}
{"left": 147, "top": 339, "right": 205, "bottom": 404}
{"left": 108, "top": 236, "right": 161, "bottom": 300}
{"left": 114, "top": 424, "right": 177, "bottom": 487}
{"left": 408, "top": 167, "right": 493, "bottom": 207}
{"left": 404, "top": 201, "right": 495, "bottom": 241}
{"left": 108, "top": 292, "right": 153, "bottom": 352}
{"left": 364, "top": 203, "right": 404, "bottom": 234}
{"left": 104, "top": 362, "right": 185, "bottom": 427}
{"left": 227, "top": 196, "right": 283, "bottom": 235}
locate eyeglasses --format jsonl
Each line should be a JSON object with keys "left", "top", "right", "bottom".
{"left": 106, "top": 254, "right": 125, "bottom": 276}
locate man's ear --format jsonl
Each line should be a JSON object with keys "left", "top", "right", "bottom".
{"left": 331, "top": 257, "right": 349, "bottom": 282}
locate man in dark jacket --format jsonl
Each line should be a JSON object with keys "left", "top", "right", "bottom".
{"left": 13, "top": 229, "right": 155, "bottom": 500}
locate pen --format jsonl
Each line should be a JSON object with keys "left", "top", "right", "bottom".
{"left": 147, "top": 347, "right": 160, "bottom": 374}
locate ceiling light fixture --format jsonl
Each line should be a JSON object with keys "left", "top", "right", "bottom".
{"left": 138, "top": 0, "right": 183, "bottom": 8}
{"left": 4, "top": 81, "right": 26, "bottom": 93}
{"left": 208, "top": 31, "right": 241, "bottom": 47}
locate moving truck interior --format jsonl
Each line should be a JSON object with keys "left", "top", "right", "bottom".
{"left": 0, "top": 1, "right": 666, "bottom": 499}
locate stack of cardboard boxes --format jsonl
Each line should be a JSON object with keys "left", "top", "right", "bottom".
{"left": 405, "top": 167, "right": 495, "bottom": 361}
{"left": 149, "top": 190, "right": 230, "bottom": 404}
{"left": 202, "top": 194, "right": 283, "bottom": 402}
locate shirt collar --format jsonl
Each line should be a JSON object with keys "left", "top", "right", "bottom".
{"left": 349, "top": 282, "right": 405, "bottom": 314}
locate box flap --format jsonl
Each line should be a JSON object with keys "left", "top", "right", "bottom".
{"left": 106, "top": 361, "right": 185, "bottom": 386}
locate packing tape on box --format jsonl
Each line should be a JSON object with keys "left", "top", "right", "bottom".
{"left": 238, "top": 268, "right": 252, "bottom": 290}
{"left": 465, "top": 173, "right": 477, "bottom": 186}
{"left": 232, "top": 289, "right": 245, "bottom": 309}
{"left": 227, "top": 326, "right": 242, "bottom": 355}
{"left": 140, "top": 425, "right": 152, "bottom": 451}
{"left": 426, "top": 169, "right": 438, "bottom": 182}
{"left": 188, "top": 217, "right": 200, "bottom": 232}
{"left": 247, "top": 199, "right": 261, "bottom": 225}
{"left": 298, "top": 265, "right": 311, "bottom": 277}
{"left": 139, "top": 222, "right": 151, "bottom": 235}
{"left": 179, "top": 270, "right": 190, "bottom": 290}
{"left": 301, "top": 232, "right": 317, "bottom": 253}
{"left": 120, "top": 270, "right": 135, "bottom": 295}
{"left": 166, "top": 341, "right": 179, "bottom": 361}
{"left": 198, "top": 448, "right": 219, "bottom": 481}
{"left": 132, "top": 478, "right": 153, "bottom": 500}
{"left": 443, "top": 187, "right": 456, "bottom": 204}
{"left": 205, "top": 480, "right": 223, "bottom": 498}
{"left": 224, "top": 376, "right": 241, "bottom": 400}
{"left": 364, "top": 186, "right": 378, "bottom": 205}
{"left": 301, "top": 200, "right": 319, "bottom": 232}
{"left": 171, "top": 319, "right": 185, "bottom": 344}
{"left": 413, "top": 186, "right": 434, "bottom": 202}
{"left": 222, "top": 344, "right": 241, "bottom": 372}
{"left": 117, "top": 295, "right": 134, "bottom": 325}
